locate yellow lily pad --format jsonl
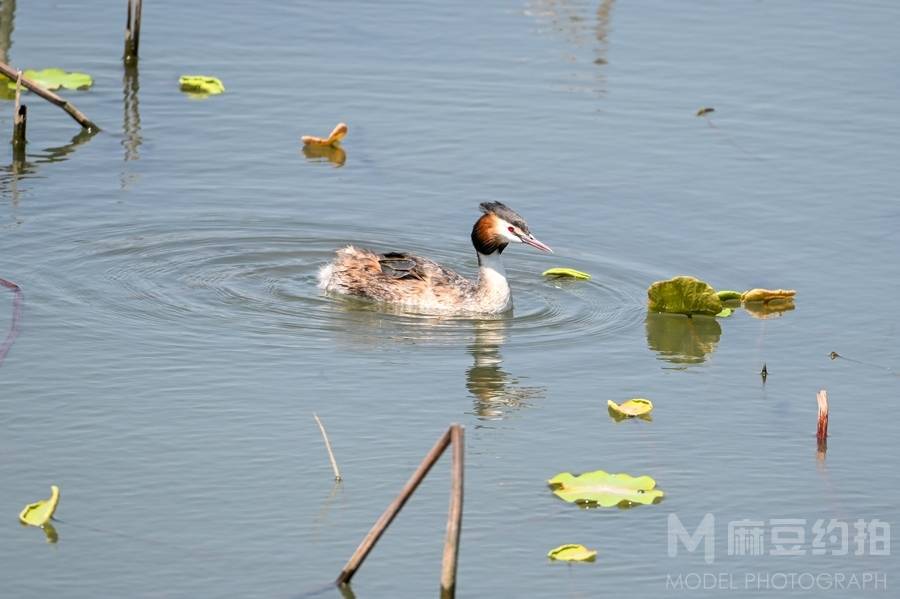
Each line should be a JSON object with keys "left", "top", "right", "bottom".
{"left": 179, "top": 75, "right": 225, "bottom": 95}
{"left": 647, "top": 276, "right": 723, "bottom": 316}
{"left": 302, "top": 122, "right": 348, "bottom": 147}
{"left": 548, "top": 544, "right": 597, "bottom": 562}
{"left": 607, "top": 398, "right": 653, "bottom": 418}
{"left": 548, "top": 470, "right": 664, "bottom": 507}
{"left": 741, "top": 288, "right": 796, "bottom": 303}
{"left": 19, "top": 485, "right": 60, "bottom": 527}
{"left": 542, "top": 268, "right": 591, "bottom": 280}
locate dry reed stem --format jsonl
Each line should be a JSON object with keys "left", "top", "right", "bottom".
{"left": 816, "top": 389, "right": 829, "bottom": 442}
{"left": 313, "top": 412, "right": 342, "bottom": 482}
{"left": 440, "top": 424, "right": 464, "bottom": 598}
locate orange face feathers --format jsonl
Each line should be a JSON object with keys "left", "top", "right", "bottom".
{"left": 471, "top": 213, "right": 508, "bottom": 256}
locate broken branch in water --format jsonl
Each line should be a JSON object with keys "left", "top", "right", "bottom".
{"left": 313, "top": 412, "right": 342, "bottom": 482}
{"left": 0, "top": 60, "right": 98, "bottom": 131}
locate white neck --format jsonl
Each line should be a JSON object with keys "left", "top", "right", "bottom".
{"left": 476, "top": 252, "right": 512, "bottom": 310}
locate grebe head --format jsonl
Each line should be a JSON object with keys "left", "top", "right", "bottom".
{"left": 471, "top": 201, "right": 553, "bottom": 256}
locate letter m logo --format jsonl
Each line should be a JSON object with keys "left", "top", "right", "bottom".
{"left": 668, "top": 513, "right": 715, "bottom": 564}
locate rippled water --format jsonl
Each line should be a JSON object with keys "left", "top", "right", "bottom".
{"left": 2, "top": 1, "right": 899, "bottom": 598}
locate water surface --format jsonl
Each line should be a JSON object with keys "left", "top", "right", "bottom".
{"left": 2, "top": 1, "right": 899, "bottom": 597}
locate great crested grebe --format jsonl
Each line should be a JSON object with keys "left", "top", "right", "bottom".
{"left": 318, "top": 202, "right": 552, "bottom": 315}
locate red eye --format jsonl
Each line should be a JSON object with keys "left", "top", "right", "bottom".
{"left": 508, "top": 226, "right": 515, "bottom": 233}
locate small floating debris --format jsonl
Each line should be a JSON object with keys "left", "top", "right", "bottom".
{"left": 302, "top": 122, "right": 348, "bottom": 147}
{"left": 548, "top": 470, "right": 664, "bottom": 507}
{"left": 741, "top": 288, "right": 796, "bottom": 303}
{"left": 696, "top": 107, "right": 715, "bottom": 117}
{"left": 542, "top": 267, "right": 591, "bottom": 280}
{"left": 761, "top": 363, "right": 768, "bottom": 382}
{"left": 548, "top": 544, "right": 597, "bottom": 562}
{"left": 7, "top": 68, "right": 93, "bottom": 91}
{"left": 19, "top": 485, "right": 60, "bottom": 527}
{"left": 179, "top": 75, "right": 225, "bottom": 95}
{"left": 607, "top": 398, "right": 653, "bottom": 418}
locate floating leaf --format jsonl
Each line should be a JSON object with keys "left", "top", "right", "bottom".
{"left": 179, "top": 75, "right": 225, "bottom": 95}
{"left": 716, "top": 307, "right": 733, "bottom": 318}
{"left": 647, "top": 276, "right": 723, "bottom": 316}
{"left": 607, "top": 398, "right": 653, "bottom": 418}
{"left": 302, "top": 122, "right": 348, "bottom": 147}
{"left": 548, "top": 544, "right": 597, "bottom": 562}
{"left": 741, "top": 288, "right": 796, "bottom": 303}
{"left": 542, "top": 268, "right": 591, "bottom": 280}
{"left": 548, "top": 470, "right": 664, "bottom": 507}
{"left": 11, "top": 68, "right": 93, "bottom": 91}
{"left": 716, "top": 290, "right": 742, "bottom": 301}
{"left": 19, "top": 485, "right": 60, "bottom": 527}
{"left": 696, "top": 107, "right": 715, "bottom": 116}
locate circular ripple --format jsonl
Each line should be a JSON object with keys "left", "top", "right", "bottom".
{"left": 49, "top": 219, "right": 647, "bottom": 350}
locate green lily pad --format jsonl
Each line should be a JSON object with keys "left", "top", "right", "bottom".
{"left": 19, "top": 485, "right": 60, "bottom": 527}
{"left": 14, "top": 69, "right": 93, "bottom": 91}
{"left": 542, "top": 268, "right": 591, "bottom": 280}
{"left": 647, "top": 276, "right": 723, "bottom": 316}
{"left": 179, "top": 75, "right": 225, "bottom": 95}
{"left": 548, "top": 470, "right": 664, "bottom": 507}
{"left": 548, "top": 544, "right": 597, "bottom": 562}
{"left": 716, "top": 290, "right": 743, "bottom": 301}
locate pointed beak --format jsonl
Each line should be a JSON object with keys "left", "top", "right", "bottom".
{"left": 521, "top": 234, "right": 553, "bottom": 253}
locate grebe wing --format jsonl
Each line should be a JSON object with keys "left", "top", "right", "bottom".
{"left": 378, "top": 252, "right": 426, "bottom": 280}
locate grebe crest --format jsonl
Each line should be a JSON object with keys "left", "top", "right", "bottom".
{"left": 318, "top": 202, "right": 552, "bottom": 315}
